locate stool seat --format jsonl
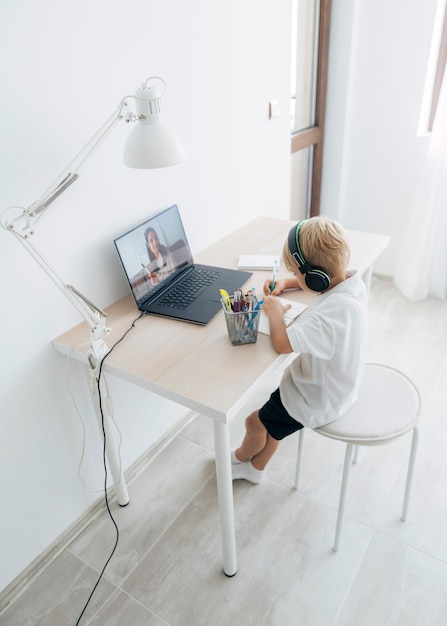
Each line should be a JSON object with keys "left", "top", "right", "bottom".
{"left": 294, "top": 363, "right": 421, "bottom": 551}
{"left": 316, "top": 364, "right": 420, "bottom": 445}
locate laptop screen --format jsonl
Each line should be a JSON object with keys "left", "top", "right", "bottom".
{"left": 114, "top": 205, "right": 193, "bottom": 305}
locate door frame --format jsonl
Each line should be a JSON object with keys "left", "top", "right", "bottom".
{"left": 291, "top": 0, "right": 332, "bottom": 217}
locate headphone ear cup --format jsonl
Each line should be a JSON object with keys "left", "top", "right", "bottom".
{"left": 304, "top": 268, "right": 331, "bottom": 292}
{"left": 288, "top": 222, "right": 331, "bottom": 292}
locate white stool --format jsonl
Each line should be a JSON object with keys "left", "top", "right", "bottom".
{"left": 294, "top": 363, "right": 421, "bottom": 551}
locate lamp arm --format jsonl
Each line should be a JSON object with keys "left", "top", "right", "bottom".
{"left": 10, "top": 100, "right": 130, "bottom": 236}
{"left": 1, "top": 78, "right": 174, "bottom": 368}
{"left": 2, "top": 78, "right": 173, "bottom": 236}
{"left": 0, "top": 100, "right": 133, "bottom": 359}
{"left": 1, "top": 93, "right": 143, "bottom": 321}
{"left": 12, "top": 230, "right": 111, "bottom": 341}
{"left": 11, "top": 230, "right": 112, "bottom": 373}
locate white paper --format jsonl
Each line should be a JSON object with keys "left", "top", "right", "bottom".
{"left": 258, "top": 298, "right": 308, "bottom": 335}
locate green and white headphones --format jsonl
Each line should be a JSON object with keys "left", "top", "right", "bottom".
{"left": 287, "top": 220, "right": 331, "bottom": 292}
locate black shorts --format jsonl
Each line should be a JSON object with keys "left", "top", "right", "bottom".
{"left": 258, "top": 388, "right": 304, "bottom": 441}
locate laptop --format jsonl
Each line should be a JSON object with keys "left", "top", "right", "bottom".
{"left": 114, "top": 205, "right": 252, "bottom": 324}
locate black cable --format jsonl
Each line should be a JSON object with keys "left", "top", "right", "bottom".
{"left": 75, "top": 312, "right": 144, "bottom": 625}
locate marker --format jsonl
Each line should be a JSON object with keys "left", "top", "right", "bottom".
{"left": 220, "top": 289, "right": 232, "bottom": 311}
{"left": 242, "top": 304, "right": 250, "bottom": 323}
{"left": 249, "top": 299, "right": 263, "bottom": 329}
{"left": 233, "top": 290, "right": 241, "bottom": 312}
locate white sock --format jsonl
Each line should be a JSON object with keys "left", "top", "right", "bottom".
{"left": 231, "top": 450, "right": 242, "bottom": 464}
{"left": 232, "top": 460, "right": 264, "bottom": 484}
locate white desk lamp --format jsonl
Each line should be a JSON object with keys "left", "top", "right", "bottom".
{"left": 1, "top": 76, "right": 185, "bottom": 505}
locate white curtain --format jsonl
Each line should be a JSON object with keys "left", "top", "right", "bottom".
{"left": 394, "top": 72, "right": 447, "bottom": 301}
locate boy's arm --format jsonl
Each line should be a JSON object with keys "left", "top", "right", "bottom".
{"left": 263, "top": 276, "right": 300, "bottom": 296}
{"left": 262, "top": 296, "right": 293, "bottom": 354}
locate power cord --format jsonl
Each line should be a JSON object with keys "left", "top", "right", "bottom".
{"left": 66, "top": 343, "right": 124, "bottom": 496}
{"left": 75, "top": 311, "right": 144, "bottom": 625}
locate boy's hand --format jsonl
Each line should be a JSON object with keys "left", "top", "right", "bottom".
{"left": 263, "top": 275, "right": 302, "bottom": 296}
{"left": 262, "top": 295, "right": 293, "bottom": 354}
{"left": 263, "top": 277, "right": 289, "bottom": 296}
{"left": 262, "top": 294, "right": 291, "bottom": 316}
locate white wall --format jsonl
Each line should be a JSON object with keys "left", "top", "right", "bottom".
{"left": 0, "top": 0, "right": 292, "bottom": 592}
{"left": 321, "top": 0, "right": 440, "bottom": 276}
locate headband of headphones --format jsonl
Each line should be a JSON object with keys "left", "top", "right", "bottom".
{"left": 287, "top": 220, "right": 331, "bottom": 292}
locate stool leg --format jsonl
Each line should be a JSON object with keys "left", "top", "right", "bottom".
{"left": 334, "top": 442, "right": 354, "bottom": 552}
{"left": 352, "top": 445, "right": 359, "bottom": 464}
{"left": 294, "top": 429, "right": 305, "bottom": 490}
{"left": 401, "top": 427, "right": 419, "bottom": 521}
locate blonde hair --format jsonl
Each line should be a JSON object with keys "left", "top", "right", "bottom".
{"left": 282, "top": 216, "right": 350, "bottom": 278}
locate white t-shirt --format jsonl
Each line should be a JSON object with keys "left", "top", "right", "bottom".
{"left": 279, "top": 271, "right": 368, "bottom": 429}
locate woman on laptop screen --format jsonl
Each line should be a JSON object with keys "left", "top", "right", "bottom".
{"left": 144, "top": 226, "right": 175, "bottom": 285}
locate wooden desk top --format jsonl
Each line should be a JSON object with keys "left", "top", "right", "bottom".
{"left": 53, "top": 217, "right": 389, "bottom": 423}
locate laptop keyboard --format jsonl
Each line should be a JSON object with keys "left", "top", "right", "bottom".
{"left": 156, "top": 268, "right": 222, "bottom": 310}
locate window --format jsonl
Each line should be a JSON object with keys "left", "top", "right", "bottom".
{"left": 428, "top": 2, "right": 447, "bottom": 130}
{"left": 290, "top": 0, "right": 331, "bottom": 219}
{"left": 419, "top": 0, "right": 447, "bottom": 133}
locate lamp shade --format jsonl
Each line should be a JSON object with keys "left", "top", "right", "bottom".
{"left": 123, "top": 80, "right": 185, "bottom": 169}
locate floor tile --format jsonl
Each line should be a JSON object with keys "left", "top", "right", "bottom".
{"left": 68, "top": 436, "right": 214, "bottom": 585}
{"left": 89, "top": 590, "right": 167, "bottom": 625}
{"left": 375, "top": 421, "right": 447, "bottom": 563}
{"left": 335, "top": 533, "right": 447, "bottom": 626}
{"left": 0, "top": 550, "right": 116, "bottom": 626}
{"left": 123, "top": 478, "right": 372, "bottom": 626}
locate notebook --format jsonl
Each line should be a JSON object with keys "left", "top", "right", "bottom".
{"left": 114, "top": 205, "right": 252, "bottom": 324}
{"left": 258, "top": 298, "right": 308, "bottom": 335}
{"left": 237, "top": 254, "right": 280, "bottom": 270}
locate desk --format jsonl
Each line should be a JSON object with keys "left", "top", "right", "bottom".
{"left": 53, "top": 216, "right": 389, "bottom": 576}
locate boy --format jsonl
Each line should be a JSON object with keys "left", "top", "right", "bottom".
{"left": 232, "top": 216, "right": 368, "bottom": 483}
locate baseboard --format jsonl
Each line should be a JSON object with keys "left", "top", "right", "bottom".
{"left": 0, "top": 409, "right": 198, "bottom": 614}
{"left": 372, "top": 272, "right": 393, "bottom": 283}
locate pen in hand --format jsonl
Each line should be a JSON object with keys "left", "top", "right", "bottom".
{"left": 269, "top": 259, "right": 278, "bottom": 293}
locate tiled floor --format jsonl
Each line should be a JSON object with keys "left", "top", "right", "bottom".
{"left": 2, "top": 277, "right": 447, "bottom": 625}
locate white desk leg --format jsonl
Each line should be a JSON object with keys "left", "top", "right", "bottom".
{"left": 87, "top": 372, "right": 130, "bottom": 507}
{"left": 213, "top": 421, "right": 237, "bottom": 576}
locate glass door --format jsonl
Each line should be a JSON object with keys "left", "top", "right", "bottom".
{"left": 290, "top": 0, "right": 331, "bottom": 220}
